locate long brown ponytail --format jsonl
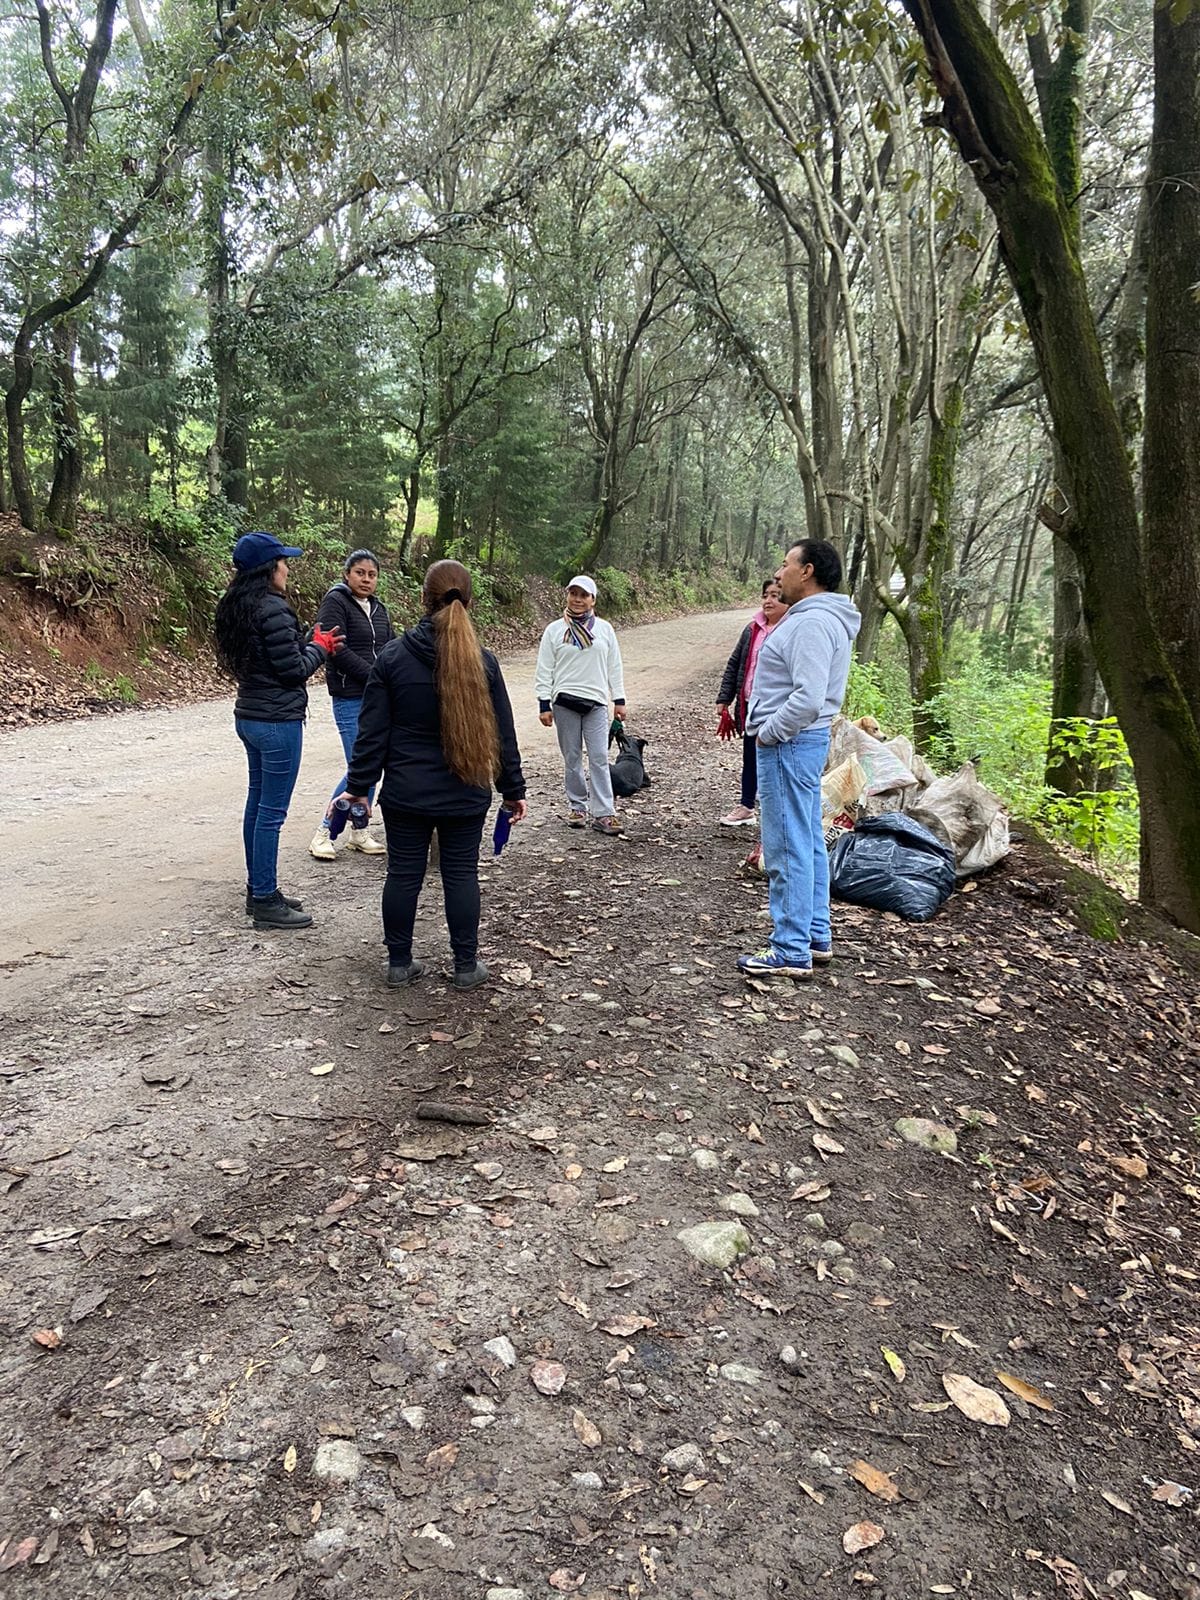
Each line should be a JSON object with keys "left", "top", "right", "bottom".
{"left": 423, "top": 560, "right": 500, "bottom": 788}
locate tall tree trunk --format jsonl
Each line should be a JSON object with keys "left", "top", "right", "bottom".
{"left": 44, "top": 325, "right": 83, "bottom": 533}
{"left": 902, "top": 0, "right": 1200, "bottom": 932}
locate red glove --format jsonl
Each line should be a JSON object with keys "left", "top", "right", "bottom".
{"left": 717, "top": 706, "right": 737, "bottom": 741}
{"left": 311, "top": 626, "right": 339, "bottom": 654}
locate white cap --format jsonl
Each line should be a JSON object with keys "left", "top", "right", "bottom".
{"left": 567, "top": 574, "right": 597, "bottom": 597}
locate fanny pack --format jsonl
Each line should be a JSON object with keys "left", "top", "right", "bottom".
{"left": 554, "top": 692, "right": 602, "bottom": 716}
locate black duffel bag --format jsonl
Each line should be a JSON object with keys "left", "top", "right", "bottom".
{"left": 829, "top": 812, "right": 957, "bottom": 922}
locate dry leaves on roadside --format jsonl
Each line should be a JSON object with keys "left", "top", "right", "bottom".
{"left": 848, "top": 1459, "right": 900, "bottom": 1502}
{"left": 942, "top": 1372, "right": 1011, "bottom": 1427}
{"left": 572, "top": 1409, "right": 602, "bottom": 1448}
{"left": 548, "top": 1571, "right": 586, "bottom": 1592}
{"left": 842, "top": 1521, "right": 885, "bottom": 1555}
{"left": 995, "top": 1371, "right": 1054, "bottom": 1412}
{"left": 30, "top": 1327, "right": 62, "bottom": 1349}
{"left": 283, "top": 1444, "right": 297, "bottom": 1474}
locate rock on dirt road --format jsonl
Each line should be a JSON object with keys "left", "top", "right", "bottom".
{"left": 1, "top": 622, "right": 1198, "bottom": 1600}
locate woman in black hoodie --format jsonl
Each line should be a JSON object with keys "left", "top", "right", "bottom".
{"left": 309, "top": 548, "right": 395, "bottom": 860}
{"left": 344, "top": 559, "right": 526, "bottom": 991}
{"left": 213, "top": 532, "right": 342, "bottom": 929}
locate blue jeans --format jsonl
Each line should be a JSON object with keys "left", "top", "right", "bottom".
{"left": 319, "top": 696, "right": 375, "bottom": 824}
{"left": 236, "top": 718, "right": 304, "bottom": 899}
{"left": 756, "top": 728, "right": 831, "bottom": 965}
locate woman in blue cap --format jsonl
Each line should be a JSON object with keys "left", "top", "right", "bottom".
{"left": 214, "top": 532, "right": 343, "bottom": 929}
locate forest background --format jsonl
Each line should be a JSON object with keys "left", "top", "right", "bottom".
{"left": 1, "top": 0, "right": 1198, "bottom": 928}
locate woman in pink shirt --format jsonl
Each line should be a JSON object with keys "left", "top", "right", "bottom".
{"left": 715, "top": 580, "right": 786, "bottom": 826}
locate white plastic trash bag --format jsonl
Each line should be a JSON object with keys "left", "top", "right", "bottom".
{"left": 826, "top": 716, "right": 919, "bottom": 797}
{"left": 904, "top": 762, "right": 1010, "bottom": 877}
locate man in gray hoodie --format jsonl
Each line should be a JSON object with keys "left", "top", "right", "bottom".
{"left": 739, "top": 539, "right": 861, "bottom": 979}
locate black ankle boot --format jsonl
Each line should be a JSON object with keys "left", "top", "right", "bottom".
{"left": 250, "top": 891, "right": 313, "bottom": 930}
{"left": 245, "top": 888, "right": 304, "bottom": 916}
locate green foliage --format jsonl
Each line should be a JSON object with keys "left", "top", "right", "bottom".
{"left": 1041, "top": 718, "right": 1138, "bottom": 864}
{"left": 595, "top": 566, "right": 636, "bottom": 612}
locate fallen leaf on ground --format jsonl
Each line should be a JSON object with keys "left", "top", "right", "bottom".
{"left": 30, "top": 1327, "right": 62, "bottom": 1349}
{"left": 1151, "top": 1480, "right": 1191, "bottom": 1506}
{"left": 790, "top": 1181, "right": 832, "bottom": 1202}
{"left": 942, "top": 1372, "right": 1011, "bottom": 1426}
{"left": 599, "top": 1314, "right": 656, "bottom": 1337}
{"left": 548, "top": 1571, "right": 586, "bottom": 1592}
{"left": 1100, "top": 1488, "right": 1133, "bottom": 1515}
{"left": 531, "top": 1360, "right": 567, "bottom": 1396}
{"left": 283, "top": 1444, "right": 297, "bottom": 1473}
{"left": 572, "top": 1409, "right": 602, "bottom": 1447}
{"left": 0, "top": 1538, "right": 39, "bottom": 1570}
{"left": 881, "top": 1347, "right": 906, "bottom": 1383}
{"left": 849, "top": 1459, "right": 900, "bottom": 1502}
{"left": 309, "top": 1062, "right": 335, "bottom": 1076}
{"left": 424, "top": 1442, "right": 459, "bottom": 1472}
{"left": 842, "top": 1521, "right": 885, "bottom": 1554}
{"left": 812, "top": 1131, "right": 845, "bottom": 1157}
{"left": 995, "top": 1371, "right": 1054, "bottom": 1412}
{"left": 68, "top": 1287, "right": 109, "bottom": 1323}
{"left": 1108, "top": 1153, "right": 1148, "bottom": 1180}
{"left": 602, "top": 1156, "right": 629, "bottom": 1173}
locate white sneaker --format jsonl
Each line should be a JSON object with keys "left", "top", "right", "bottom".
{"left": 309, "top": 828, "right": 338, "bottom": 861}
{"left": 344, "top": 827, "right": 386, "bottom": 855}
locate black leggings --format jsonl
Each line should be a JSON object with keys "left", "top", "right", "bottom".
{"left": 380, "top": 807, "right": 486, "bottom": 969}
{"left": 740, "top": 731, "right": 758, "bottom": 808}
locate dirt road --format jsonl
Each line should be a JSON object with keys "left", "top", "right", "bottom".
{"left": 0, "top": 608, "right": 749, "bottom": 973}
{"left": 1, "top": 625, "right": 1197, "bottom": 1600}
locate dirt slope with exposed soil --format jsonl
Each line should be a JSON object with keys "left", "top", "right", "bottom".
{"left": 1, "top": 646, "right": 1199, "bottom": 1600}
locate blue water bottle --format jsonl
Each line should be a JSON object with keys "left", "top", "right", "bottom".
{"left": 327, "top": 796, "right": 368, "bottom": 840}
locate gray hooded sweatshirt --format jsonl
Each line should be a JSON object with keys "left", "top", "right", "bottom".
{"left": 745, "top": 591, "right": 862, "bottom": 745}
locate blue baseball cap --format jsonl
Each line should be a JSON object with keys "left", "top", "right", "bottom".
{"left": 232, "top": 531, "right": 304, "bottom": 571}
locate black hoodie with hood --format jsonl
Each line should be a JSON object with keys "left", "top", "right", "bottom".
{"left": 346, "top": 615, "right": 525, "bottom": 815}
{"left": 315, "top": 582, "right": 394, "bottom": 699}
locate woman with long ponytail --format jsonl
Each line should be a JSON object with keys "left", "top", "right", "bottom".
{"left": 344, "top": 560, "right": 527, "bottom": 990}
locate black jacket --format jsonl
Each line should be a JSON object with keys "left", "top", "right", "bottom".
{"left": 315, "top": 583, "right": 394, "bottom": 698}
{"left": 233, "top": 593, "right": 328, "bottom": 722}
{"left": 717, "top": 624, "right": 753, "bottom": 732}
{"left": 347, "top": 615, "right": 526, "bottom": 815}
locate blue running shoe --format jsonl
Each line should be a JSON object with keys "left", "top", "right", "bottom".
{"left": 737, "top": 946, "right": 813, "bottom": 980}
{"left": 810, "top": 944, "right": 833, "bottom": 965}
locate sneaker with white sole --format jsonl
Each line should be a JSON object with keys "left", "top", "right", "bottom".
{"left": 736, "top": 946, "right": 813, "bottom": 980}
{"left": 811, "top": 943, "right": 833, "bottom": 965}
{"left": 565, "top": 810, "right": 588, "bottom": 829}
{"left": 720, "top": 804, "right": 756, "bottom": 827}
{"left": 309, "top": 828, "right": 338, "bottom": 861}
{"left": 344, "top": 827, "right": 386, "bottom": 855}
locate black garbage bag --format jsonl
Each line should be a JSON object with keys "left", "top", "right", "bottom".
{"left": 829, "top": 812, "right": 957, "bottom": 922}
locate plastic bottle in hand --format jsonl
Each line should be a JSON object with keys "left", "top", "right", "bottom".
{"left": 328, "top": 796, "right": 369, "bottom": 840}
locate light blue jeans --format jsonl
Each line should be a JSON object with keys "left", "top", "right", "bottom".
{"left": 318, "top": 696, "right": 375, "bottom": 827}
{"left": 756, "top": 727, "right": 832, "bottom": 965}
{"left": 236, "top": 718, "right": 304, "bottom": 899}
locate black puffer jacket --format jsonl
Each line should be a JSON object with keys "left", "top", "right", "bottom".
{"left": 716, "top": 624, "right": 753, "bottom": 732}
{"left": 347, "top": 616, "right": 525, "bottom": 816}
{"left": 315, "top": 583, "right": 394, "bottom": 699}
{"left": 232, "top": 593, "right": 328, "bottom": 722}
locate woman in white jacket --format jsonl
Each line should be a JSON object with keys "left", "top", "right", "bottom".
{"left": 535, "top": 575, "right": 628, "bottom": 836}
